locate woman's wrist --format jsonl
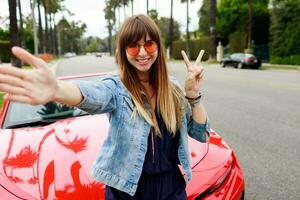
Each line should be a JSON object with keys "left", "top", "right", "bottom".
{"left": 185, "top": 93, "right": 202, "bottom": 107}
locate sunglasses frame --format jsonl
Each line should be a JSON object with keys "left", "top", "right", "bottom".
{"left": 126, "top": 40, "right": 158, "bottom": 57}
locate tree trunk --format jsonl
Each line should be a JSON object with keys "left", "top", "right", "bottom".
{"left": 146, "top": 0, "right": 149, "bottom": 15}
{"left": 44, "top": 5, "right": 49, "bottom": 52}
{"left": 210, "top": 0, "right": 216, "bottom": 60}
{"left": 169, "top": 0, "right": 174, "bottom": 58}
{"left": 53, "top": 15, "right": 58, "bottom": 55}
{"left": 131, "top": 0, "right": 133, "bottom": 15}
{"left": 49, "top": 13, "right": 54, "bottom": 54}
{"left": 186, "top": 0, "right": 190, "bottom": 57}
{"left": 37, "top": 0, "right": 44, "bottom": 53}
{"left": 108, "top": 20, "right": 113, "bottom": 55}
{"left": 8, "top": 0, "right": 21, "bottom": 67}
{"left": 248, "top": 0, "right": 253, "bottom": 49}
{"left": 17, "top": 0, "right": 24, "bottom": 48}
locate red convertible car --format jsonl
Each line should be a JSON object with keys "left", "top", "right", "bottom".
{"left": 0, "top": 73, "right": 244, "bottom": 200}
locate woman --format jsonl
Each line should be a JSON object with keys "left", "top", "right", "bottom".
{"left": 0, "top": 15, "right": 210, "bottom": 199}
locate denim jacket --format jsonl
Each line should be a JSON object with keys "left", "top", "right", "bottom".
{"left": 75, "top": 74, "right": 211, "bottom": 196}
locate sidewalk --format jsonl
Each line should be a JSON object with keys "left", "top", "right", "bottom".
{"left": 261, "top": 63, "right": 300, "bottom": 70}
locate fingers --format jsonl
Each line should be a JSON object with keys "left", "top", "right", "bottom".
{"left": 0, "top": 65, "right": 25, "bottom": 79}
{"left": 0, "top": 83, "right": 27, "bottom": 95}
{"left": 181, "top": 50, "right": 191, "bottom": 70}
{"left": 195, "top": 50, "right": 205, "bottom": 67}
{"left": 4, "top": 93, "right": 32, "bottom": 104}
{"left": 0, "top": 71, "right": 25, "bottom": 86}
{"left": 12, "top": 46, "right": 46, "bottom": 69}
{"left": 189, "top": 68, "right": 204, "bottom": 80}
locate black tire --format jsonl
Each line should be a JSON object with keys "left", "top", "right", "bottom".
{"left": 221, "top": 62, "right": 226, "bottom": 68}
{"left": 237, "top": 62, "right": 244, "bottom": 69}
{"left": 240, "top": 190, "right": 245, "bottom": 200}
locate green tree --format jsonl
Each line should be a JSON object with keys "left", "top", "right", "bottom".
{"left": 148, "top": 10, "right": 180, "bottom": 51}
{"left": 56, "top": 18, "right": 86, "bottom": 54}
{"left": 157, "top": 17, "right": 180, "bottom": 50}
{"left": 198, "top": 0, "right": 210, "bottom": 36}
{"left": 270, "top": 0, "right": 300, "bottom": 64}
{"left": 217, "top": 0, "right": 269, "bottom": 46}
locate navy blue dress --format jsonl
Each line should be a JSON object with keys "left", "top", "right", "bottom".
{"left": 105, "top": 110, "right": 187, "bottom": 200}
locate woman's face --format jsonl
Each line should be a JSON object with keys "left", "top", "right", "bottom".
{"left": 125, "top": 34, "right": 158, "bottom": 79}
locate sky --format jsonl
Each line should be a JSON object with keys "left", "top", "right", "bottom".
{"left": 0, "top": 0, "right": 203, "bottom": 38}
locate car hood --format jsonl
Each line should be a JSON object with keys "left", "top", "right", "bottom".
{"left": 0, "top": 114, "right": 208, "bottom": 199}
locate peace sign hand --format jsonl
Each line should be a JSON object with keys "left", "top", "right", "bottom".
{"left": 181, "top": 49, "right": 205, "bottom": 98}
{"left": 0, "top": 47, "right": 58, "bottom": 105}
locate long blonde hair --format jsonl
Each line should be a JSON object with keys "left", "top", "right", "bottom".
{"left": 116, "top": 14, "right": 183, "bottom": 136}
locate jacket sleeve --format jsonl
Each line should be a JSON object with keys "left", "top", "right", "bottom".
{"left": 185, "top": 103, "right": 211, "bottom": 143}
{"left": 73, "top": 75, "right": 117, "bottom": 114}
{"left": 169, "top": 75, "right": 211, "bottom": 143}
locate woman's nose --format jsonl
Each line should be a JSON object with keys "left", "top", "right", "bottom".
{"left": 138, "top": 45, "right": 147, "bottom": 56}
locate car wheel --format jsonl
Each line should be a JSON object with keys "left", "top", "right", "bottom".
{"left": 239, "top": 190, "right": 245, "bottom": 200}
{"left": 237, "top": 62, "right": 243, "bottom": 69}
{"left": 221, "top": 62, "right": 226, "bottom": 68}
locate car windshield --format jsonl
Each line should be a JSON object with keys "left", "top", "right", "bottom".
{"left": 2, "top": 75, "right": 102, "bottom": 129}
{"left": 231, "top": 53, "right": 245, "bottom": 59}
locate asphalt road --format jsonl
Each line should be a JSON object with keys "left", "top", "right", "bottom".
{"left": 55, "top": 55, "right": 300, "bottom": 200}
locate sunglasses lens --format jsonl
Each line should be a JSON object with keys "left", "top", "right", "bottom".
{"left": 126, "top": 43, "right": 139, "bottom": 56}
{"left": 144, "top": 41, "right": 157, "bottom": 54}
{"left": 126, "top": 41, "right": 158, "bottom": 56}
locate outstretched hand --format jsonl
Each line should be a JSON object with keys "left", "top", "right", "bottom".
{"left": 181, "top": 49, "right": 205, "bottom": 98}
{"left": 0, "top": 47, "right": 58, "bottom": 105}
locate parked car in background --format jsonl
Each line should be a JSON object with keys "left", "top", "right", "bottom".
{"left": 221, "top": 53, "right": 261, "bottom": 69}
{"left": 95, "top": 52, "right": 102, "bottom": 57}
{"left": 63, "top": 52, "right": 76, "bottom": 58}
{"left": 0, "top": 73, "right": 245, "bottom": 200}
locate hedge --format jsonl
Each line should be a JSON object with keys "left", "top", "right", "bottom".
{"left": 172, "top": 37, "right": 211, "bottom": 61}
{"left": 270, "top": 55, "right": 300, "bottom": 65}
{"left": 0, "top": 40, "right": 10, "bottom": 62}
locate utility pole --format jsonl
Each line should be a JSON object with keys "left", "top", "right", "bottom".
{"left": 210, "top": 0, "right": 216, "bottom": 60}
{"left": 30, "top": 0, "right": 39, "bottom": 55}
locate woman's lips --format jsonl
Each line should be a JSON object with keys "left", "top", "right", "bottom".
{"left": 136, "top": 57, "right": 151, "bottom": 65}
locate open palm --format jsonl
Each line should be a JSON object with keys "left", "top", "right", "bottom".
{"left": 181, "top": 49, "right": 205, "bottom": 98}
{"left": 0, "top": 47, "right": 58, "bottom": 105}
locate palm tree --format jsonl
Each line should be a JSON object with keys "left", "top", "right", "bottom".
{"left": 121, "top": 0, "right": 129, "bottom": 19}
{"left": 169, "top": 0, "right": 174, "bottom": 58}
{"left": 8, "top": 0, "right": 21, "bottom": 67}
{"left": 181, "top": 0, "right": 195, "bottom": 57}
{"left": 130, "top": 0, "right": 134, "bottom": 15}
{"left": 146, "top": 0, "right": 149, "bottom": 15}
{"left": 17, "top": 0, "right": 24, "bottom": 48}
{"left": 248, "top": 0, "right": 253, "bottom": 49}
{"left": 210, "top": 0, "right": 216, "bottom": 60}
{"left": 37, "top": 0, "right": 45, "bottom": 53}
{"left": 48, "top": 0, "right": 64, "bottom": 55}
{"left": 104, "top": 0, "right": 116, "bottom": 55}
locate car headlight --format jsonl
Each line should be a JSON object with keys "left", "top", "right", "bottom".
{"left": 195, "top": 158, "right": 233, "bottom": 199}
{"left": 207, "top": 160, "right": 232, "bottom": 194}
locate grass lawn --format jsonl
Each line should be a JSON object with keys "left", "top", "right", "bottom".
{"left": 0, "top": 93, "right": 4, "bottom": 109}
